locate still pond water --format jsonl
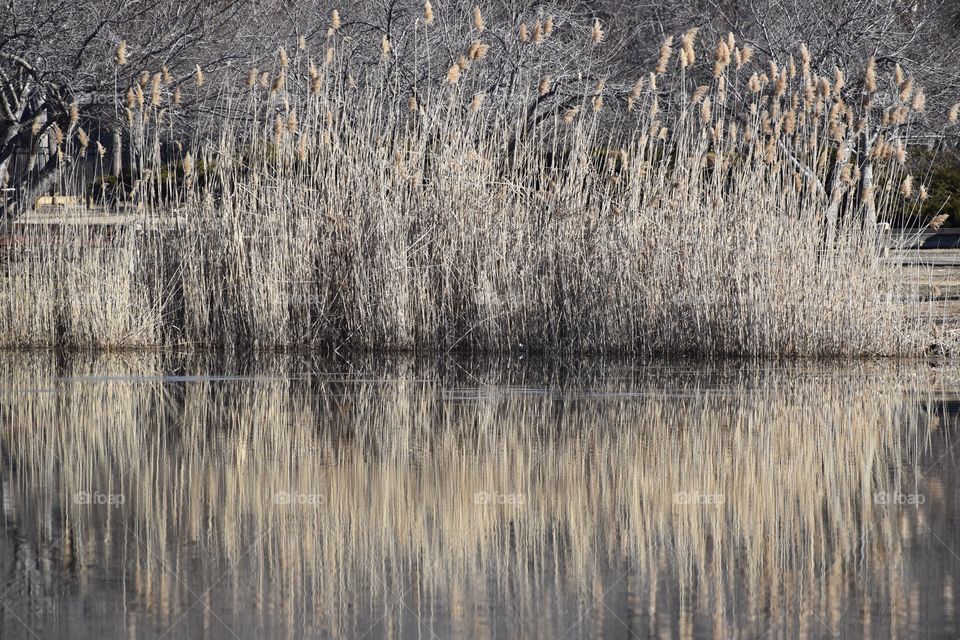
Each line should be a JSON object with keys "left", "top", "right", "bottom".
{"left": 0, "top": 354, "right": 959, "bottom": 639}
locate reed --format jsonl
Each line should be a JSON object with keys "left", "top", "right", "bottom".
{"left": 0, "top": 11, "right": 953, "bottom": 355}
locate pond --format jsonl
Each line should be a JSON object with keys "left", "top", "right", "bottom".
{"left": 0, "top": 354, "right": 958, "bottom": 638}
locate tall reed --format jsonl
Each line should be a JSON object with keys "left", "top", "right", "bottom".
{"left": 0, "top": 13, "right": 950, "bottom": 355}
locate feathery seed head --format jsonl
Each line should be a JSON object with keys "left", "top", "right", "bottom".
{"left": 473, "top": 7, "right": 485, "bottom": 32}
{"left": 272, "top": 70, "right": 286, "bottom": 93}
{"left": 654, "top": 36, "right": 674, "bottom": 74}
{"left": 715, "top": 39, "right": 731, "bottom": 65}
{"left": 912, "top": 88, "right": 926, "bottom": 112}
{"left": 446, "top": 63, "right": 461, "bottom": 84}
{"left": 150, "top": 73, "right": 162, "bottom": 106}
{"left": 680, "top": 28, "right": 698, "bottom": 64}
{"left": 700, "top": 97, "right": 712, "bottom": 125}
{"left": 470, "top": 93, "right": 485, "bottom": 112}
{"left": 591, "top": 18, "right": 604, "bottom": 44}
{"left": 895, "top": 140, "right": 906, "bottom": 163}
{"left": 538, "top": 75, "right": 551, "bottom": 96}
{"left": 297, "top": 135, "right": 308, "bottom": 161}
{"left": 331, "top": 9, "right": 341, "bottom": 30}
{"left": 115, "top": 40, "right": 128, "bottom": 65}
{"left": 532, "top": 21, "right": 544, "bottom": 44}
{"left": 424, "top": 1, "right": 434, "bottom": 24}
{"left": 865, "top": 57, "right": 877, "bottom": 93}
{"left": 900, "top": 76, "right": 913, "bottom": 103}
{"left": 901, "top": 175, "right": 914, "bottom": 198}
{"left": 833, "top": 67, "right": 844, "bottom": 97}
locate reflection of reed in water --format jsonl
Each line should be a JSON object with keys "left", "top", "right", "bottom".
{"left": 0, "top": 355, "right": 953, "bottom": 639}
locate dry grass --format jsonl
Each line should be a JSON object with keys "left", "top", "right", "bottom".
{"left": 0, "top": 17, "right": 948, "bottom": 355}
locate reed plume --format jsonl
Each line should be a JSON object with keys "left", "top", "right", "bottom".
{"left": 115, "top": 40, "right": 127, "bottom": 65}
{"left": 517, "top": 22, "right": 529, "bottom": 42}
{"left": 591, "top": 18, "right": 603, "bottom": 44}
{"left": 446, "top": 63, "right": 461, "bottom": 84}
{"left": 901, "top": 175, "right": 914, "bottom": 198}
{"left": 912, "top": 88, "right": 926, "bottom": 112}
{"left": 865, "top": 57, "right": 877, "bottom": 93}
{"left": 538, "top": 75, "right": 551, "bottom": 96}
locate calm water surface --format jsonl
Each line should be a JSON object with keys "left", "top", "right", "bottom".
{"left": 1, "top": 354, "right": 959, "bottom": 639}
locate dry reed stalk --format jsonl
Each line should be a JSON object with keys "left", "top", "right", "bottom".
{"left": 0, "top": 21, "right": 947, "bottom": 356}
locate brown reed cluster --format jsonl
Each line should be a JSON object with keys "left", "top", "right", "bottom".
{"left": 1, "top": 8, "right": 956, "bottom": 355}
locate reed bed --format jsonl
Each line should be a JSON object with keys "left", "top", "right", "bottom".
{"left": 1, "top": 12, "right": 952, "bottom": 355}
{"left": 0, "top": 354, "right": 951, "bottom": 638}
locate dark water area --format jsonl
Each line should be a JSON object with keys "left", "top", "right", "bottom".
{"left": 1, "top": 353, "right": 959, "bottom": 639}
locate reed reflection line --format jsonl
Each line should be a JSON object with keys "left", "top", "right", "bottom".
{"left": 0, "top": 354, "right": 948, "bottom": 638}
